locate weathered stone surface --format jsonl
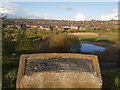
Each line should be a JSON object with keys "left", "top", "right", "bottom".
{"left": 16, "top": 53, "right": 102, "bottom": 88}
{"left": 25, "top": 58, "right": 94, "bottom": 75}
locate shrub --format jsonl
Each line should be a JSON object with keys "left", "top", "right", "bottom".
{"left": 37, "top": 30, "right": 46, "bottom": 38}
{"left": 2, "top": 69, "right": 17, "bottom": 88}
{"left": 48, "top": 33, "right": 80, "bottom": 52}
{"left": 114, "top": 73, "right": 120, "bottom": 88}
{"left": 16, "top": 29, "right": 32, "bottom": 52}
{"left": 2, "top": 28, "right": 16, "bottom": 56}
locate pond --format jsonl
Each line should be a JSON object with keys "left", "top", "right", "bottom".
{"left": 80, "top": 43, "right": 106, "bottom": 53}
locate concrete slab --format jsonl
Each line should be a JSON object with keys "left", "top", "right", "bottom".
{"left": 16, "top": 53, "right": 102, "bottom": 88}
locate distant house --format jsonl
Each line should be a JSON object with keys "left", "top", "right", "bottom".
{"left": 49, "top": 26, "right": 54, "bottom": 31}
{"left": 79, "top": 27, "right": 86, "bottom": 30}
{"left": 39, "top": 26, "right": 43, "bottom": 28}
{"left": 16, "top": 25, "right": 21, "bottom": 29}
{"left": 44, "top": 28, "right": 50, "bottom": 30}
{"left": 26, "top": 25, "right": 31, "bottom": 28}
{"left": 70, "top": 26, "right": 78, "bottom": 30}
{"left": 62, "top": 26, "right": 70, "bottom": 30}
{"left": 30, "top": 25, "right": 38, "bottom": 29}
{"left": 110, "top": 20, "right": 118, "bottom": 24}
{"left": 20, "top": 24, "right": 27, "bottom": 30}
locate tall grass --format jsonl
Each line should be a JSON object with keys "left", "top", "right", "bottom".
{"left": 48, "top": 33, "right": 80, "bottom": 52}
{"left": 2, "top": 57, "right": 19, "bottom": 88}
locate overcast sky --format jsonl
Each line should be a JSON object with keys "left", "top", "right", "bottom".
{"left": 0, "top": 2, "right": 119, "bottom": 21}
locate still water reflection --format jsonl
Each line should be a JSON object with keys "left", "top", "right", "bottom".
{"left": 80, "top": 43, "right": 106, "bottom": 53}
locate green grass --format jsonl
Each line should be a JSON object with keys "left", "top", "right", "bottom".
{"left": 2, "top": 69, "right": 17, "bottom": 88}
{"left": 2, "top": 57, "right": 19, "bottom": 89}
{"left": 101, "top": 70, "right": 120, "bottom": 89}
{"left": 114, "top": 73, "right": 120, "bottom": 88}
{"left": 77, "top": 31, "right": 118, "bottom": 44}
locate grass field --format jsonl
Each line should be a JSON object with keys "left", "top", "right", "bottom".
{"left": 69, "top": 31, "right": 118, "bottom": 44}
{"left": 2, "top": 31, "right": 119, "bottom": 89}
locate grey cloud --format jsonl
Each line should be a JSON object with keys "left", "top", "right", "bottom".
{"left": 63, "top": 7, "right": 75, "bottom": 11}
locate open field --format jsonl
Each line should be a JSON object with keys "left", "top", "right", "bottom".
{"left": 2, "top": 30, "right": 119, "bottom": 89}
{"left": 69, "top": 31, "right": 118, "bottom": 44}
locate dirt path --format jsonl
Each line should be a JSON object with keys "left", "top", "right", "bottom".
{"left": 68, "top": 33, "right": 99, "bottom": 36}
